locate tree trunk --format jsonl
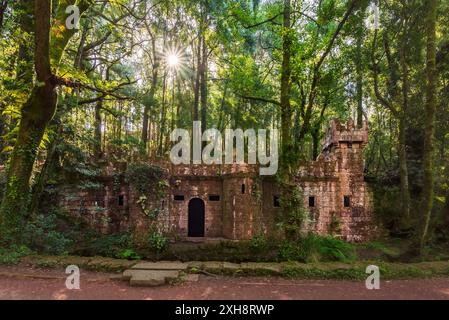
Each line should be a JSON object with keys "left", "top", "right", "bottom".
{"left": 0, "top": 0, "right": 56, "bottom": 243}
{"left": 193, "top": 33, "right": 202, "bottom": 122}
{"left": 200, "top": 33, "right": 208, "bottom": 132}
{"left": 141, "top": 37, "right": 159, "bottom": 149}
{"left": 418, "top": 0, "right": 438, "bottom": 252}
{"left": 355, "top": 8, "right": 364, "bottom": 128}
{"left": 158, "top": 73, "right": 168, "bottom": 156}
{"left": 0, "top": 1, "right": 7, "bottom": 30}
{"left": 29, "top": 124, "right": 61, "bottom": 216}
{"left": 15, "top": 1, "right": 34, "bottom": 88}
{"left": 94, "top": 99, "right": 103, "bottom": 159}
{"left": 280, "top": 0, "right": 293, "bottom": 175}
{"left": 311, "top": 126, "right": 320, "bottom": 161}
{"left": 398, "top": 116, "right": 411, "bottom": 225}
{"left": 398, "top": 20, "right": 411, "bottom": 227}
{"left": 0, "top": 87, "right": 57, "bottom": 241}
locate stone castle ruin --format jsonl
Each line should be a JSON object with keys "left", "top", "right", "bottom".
{"left": 57, "top": 119, "right": 375, "bottom": 242}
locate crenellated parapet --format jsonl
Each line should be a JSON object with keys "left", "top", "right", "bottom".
{"left": 322, "top": 119, "right": 368, "bottom": 155}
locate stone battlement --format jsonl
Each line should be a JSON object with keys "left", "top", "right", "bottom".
{"left": 322, "top": 119, "right": 368, "bottom": 154}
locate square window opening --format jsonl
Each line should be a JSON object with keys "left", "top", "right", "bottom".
{"left": 209, "top": 195, "right": 220, "bottom": 201}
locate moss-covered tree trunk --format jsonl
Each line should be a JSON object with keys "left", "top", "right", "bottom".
{"left": 0, "top": 0, "right": 56, "bottom": 242}
{"left": 418, "top": 0, "right": 438, "bottom": 252}
{"left": 0, "top": 0, "right": 91, "bottom": 243}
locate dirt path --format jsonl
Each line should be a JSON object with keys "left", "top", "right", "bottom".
{"left": 0, "top": 266, "right": 448, "bottom": 300}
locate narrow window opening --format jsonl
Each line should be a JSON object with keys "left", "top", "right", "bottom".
{"left": 309, "top": 196, "right": 315, "bottom": 207}
{"left": 209, "top": 195, "right": 220, "bottom": 201}
{"left": 174, "top": 195, "right": 185, "bottom": 201}
{"left": 344, "top": 196, "right": 351, "bottom": 208}
{"left": 241, "top": 184, "right": 246, "bottom": 194}
{"left": 118, "top": 195, "right": 124, "bottom": 206}
{"left": 273, "top": 196, "right": 281, "bottom": 208}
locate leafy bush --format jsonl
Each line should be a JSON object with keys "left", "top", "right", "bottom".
{"left": 278, "top": 241, "right": 299, "bottom": 261}
{"left": 148, "top": 229, "right": 169, "bottom": 253}
{"left": 117, "top": 248, "right": 141, "bottom": 260}
{"left": 278, "top": 234, "right": 356, "bottom": 263}
{"left": 250, "top": 234, "right": 268, "bottom": 252}
{"left": 83, "top": 232, "right": 134, "bottom": 258}
{"left": 276, "top": 186, "right": 306, "bottom": 241}
{"left": 0, "top": 245, "right": 32, "bottom": 265}
{"left": 23, "top": 214, "right": 73, "bottom": 255}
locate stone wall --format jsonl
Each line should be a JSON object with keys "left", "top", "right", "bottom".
{"left": 55, "top": 177, "right": 130, "bottom": 234}
{"left": 55, "top": 119, "right": 376, "bottom": 242}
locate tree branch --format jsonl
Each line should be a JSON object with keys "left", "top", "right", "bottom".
{"left": 236, "top": 93, "right": 280, "bottom": 106}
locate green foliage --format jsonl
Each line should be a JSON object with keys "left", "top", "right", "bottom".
{"left": 0, "top": 245, "right": 32, "bottom": 265}
{"left": 125, "top": 163, "right": 166, "bottom": 194}
{"left": 277, "top": 185, "right": 306, "bottom": 241}
{"left": 116, "top": 248, "right": 141, "bottom": 260}
{"left": 83, "top": 232, "right": 134, "bottom": 258}
{"left": 329, "top": 214, "right": 342, "bottom": 235}
{"left": 23, "top": 214, "right": 73, "bottom": 255}
{"left": 249, "top": 233, "right": 268, "bottom": 253}
{"left": 278, "top": 234, "right": 356, "bottom": 263}
{"left": 148, "top": 228, "right": 169, "bottom": 253}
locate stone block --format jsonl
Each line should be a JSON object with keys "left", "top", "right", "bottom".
{"left": 124, "top": 270, "right": 180, "bottom": 287}
{"left": 131, "top": 261, "right": 188, "bottom": 271}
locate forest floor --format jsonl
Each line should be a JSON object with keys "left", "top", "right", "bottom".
{"left": 0, "top": 265, "right": 449, "bottom": 300}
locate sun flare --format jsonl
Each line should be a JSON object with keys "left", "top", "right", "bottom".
{"left": 167, "top": 54, "right": 180, "bottom": 67}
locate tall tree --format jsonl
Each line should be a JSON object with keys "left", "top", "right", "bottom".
{"left": 0, "top": 0, "right": 92, "bottom": 242}
{"left": 418, "top": 0, "right": 438, "bottom": 251}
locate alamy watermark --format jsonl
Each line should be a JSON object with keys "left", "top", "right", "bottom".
{"left": 65, "top": 265, "right": 80, "bottom": 290}
{"left": 365, "top": 265, "right": 380, "bottom": 290}
{"left": 65, "top": 5, "right": 80, "bottom": 30}
{"left": 367, "top": 1, "right": 380, "bottom": 30}
{"left": 170, "top": 122, "right": 279, "bottom": 176}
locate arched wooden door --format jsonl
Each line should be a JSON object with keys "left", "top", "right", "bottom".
{"left": 188, "top": 198, "right": 205, "bottom": 237}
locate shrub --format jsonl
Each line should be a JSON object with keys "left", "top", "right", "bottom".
{"left": 23, "top": 214, "right": 73, "bottom": 255}
{"left": 84, "top": 232, "right": 134, "bottom": 258}
{"left": 278, "top": 241, "right": 300, "bottom": 261}
{"left": 0, "top": 245, "right": 32, "bottom": 265}
{"left": 278, "top": 234, "right": 356, "bottom": 263}
{"left": 148, "top": 229, "right": 169, "bottom": 253}
{"left": 249, "top": 233, "right": 269, "bottom": 253}
{"left": 117, "top": 248, "right": 141, "bottom": 260}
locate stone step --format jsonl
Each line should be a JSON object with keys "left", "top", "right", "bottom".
{"left": 123, "top": 269, "right": 180, "bottom": 287}
{"left": 131, "top": 261, "right": 188, "bottom": 271}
